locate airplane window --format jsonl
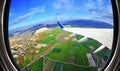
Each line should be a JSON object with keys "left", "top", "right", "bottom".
{"left": 8, "top": 0, "right": 113, "bottom": 71}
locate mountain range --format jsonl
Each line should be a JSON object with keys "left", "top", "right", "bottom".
{"left": 9, "top": 19, "right": 113, "bottom": 37}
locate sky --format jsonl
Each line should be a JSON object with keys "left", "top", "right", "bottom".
{"left": 9, "top": 0, "right": 113, "bottom": 30}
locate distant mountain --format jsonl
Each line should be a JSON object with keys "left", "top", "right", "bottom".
{"left": 9, "top": 19, "right": 113, "bottom": 37}
{"left": 63, "top": 19, "right": 113, "bottom": 28}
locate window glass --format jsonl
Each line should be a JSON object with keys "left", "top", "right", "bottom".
{"left": 9, "top": 0, "right": 113, "bottom": 71}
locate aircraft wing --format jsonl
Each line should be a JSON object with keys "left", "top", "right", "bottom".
{"left": 64, "top": 28, "right": 113, "bottom": 50}
{"left": 57, "top": 21, "right": 113, "bottom": 52}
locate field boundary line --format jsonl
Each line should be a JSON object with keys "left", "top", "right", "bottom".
{"left": 44, "top": 57, "right": 96, "bottom": 68}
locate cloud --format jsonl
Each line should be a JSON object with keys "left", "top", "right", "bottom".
{"left": 85, "top": 0, "right": 96, "bottom": 9}
{"left": 11, "top": 12, "right": 35, "bottom": 24}
{"left": 52, "top": 0, "right": 113, "bottom": 24}
{"left": 30, "top": 6, "right": 45, "bottom": 13}
{"left": 53, "top": 0, "right": 79, "bottom": 12}
{"left": 11, "top": 7, "right": 45, "bottom": 25}
{"left": 91, "top": 7, "right": 113, "bottom": 24}
{"left": 85, "top": 0, "right": 113, "bottom": 24}
{"left": 54, "top": 12, "right": 64, "bottom": 15}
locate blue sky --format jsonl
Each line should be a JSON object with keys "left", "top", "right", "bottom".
{"left": 9, "top": 0, "right": 113, "bottom": 30}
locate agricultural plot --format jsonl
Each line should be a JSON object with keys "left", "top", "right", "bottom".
{"left": 46, "top": 44, "right": 70, "bottom": 62}
{"left": 18, "top": 64, "right": 23, "bottom": 69}
{"left": 75, "top": 35, "right": 84, "bottom": 40}
{"left": 24, "top": 58, "right": 30, "bottom": 65}
{"left": 70, "top": 41, "right": 90, "bottom": 66}
{"left": 38, "top": 47, "right": 46, "bottom": 54}
{"left": 21, "top": 46, "right": 48, "bottom": 66}
{"left": 28, "top": 57, "right": 97, "bottom": 71}
{"left": 17, "top": 27, "right": 104, "bottom": 71}
{"left": 46, "top": 40, "right": 90, "bottom": 66}
{"left": 54, "top": 62, "right": 64, "bottom": 71}
{"left": 82, "top": 39, "right": 101, "bottom": 50}
{"left": 52, "top": 48, "right": 61, "bottom": 53}
{"left": 14, "top": 28, "right": 64, "bottom": 68}
{"left": 96, "top": 48, "right": 111, "bottom": 61}
{"left": 97, "top": 48, "right": 110, "bottom": 57}
{"left": 40, "top": 36, "right": 56, "bottom": 44}
{"left": 27, "top": 57, "right": 43, "bottom": 71}
{"left": 40, "top": 28, "right": 62, "bottom": 44}
{"left": 45, "top": 28, "right": 62, "bottom": 36}
{"left": 63, "top": 63, "right": 96, "bottom": 71}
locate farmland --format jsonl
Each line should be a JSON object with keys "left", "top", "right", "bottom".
{"left": 46, "top": 40, "right": 90, "bottom": 66}
{"left": 27, "top": 57, "right": 97, "bottom": 71}
{"left": 27, "top": 57, "right": 43, "bottom": 71}
{"left": 82, "top": 39, "right": 102, "bottom": 50}
{"left": 9, "top": 27, "right": 111, "bottom": 71}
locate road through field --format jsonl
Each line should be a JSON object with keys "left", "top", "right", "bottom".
{"left": 23, "top": 42, "right": 57, "bottom": 70}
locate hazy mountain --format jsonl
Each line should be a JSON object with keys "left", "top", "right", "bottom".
{"left": 9, "top": 19, "right": 113, "bottom": 37}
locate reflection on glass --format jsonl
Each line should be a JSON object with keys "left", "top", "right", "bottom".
{"left": 9, "top": 0, "right": 113, "bottom": 71}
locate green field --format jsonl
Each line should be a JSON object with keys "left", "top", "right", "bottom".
{"left": 46, "top": 44, "right": 70, "bottom": 62}
{"left": 40, "top": 28, "right": 62, "bottom": 44}
{"left": 27, "top": 57, "right": 96, "bottom": 71}
{"left": 75, "top": 35, "right": 84, "bottom": 40}
{"left": 46, "top": 40, "right": 90, "bottom": 66}
{"left": 25, "top": 58, "right": 30, "bottom": 65}
{"left": 54, "top": 62, "right": 64, "bottom": 71}
{"left": 97, "top": 49, "right": 110, "bottom": 56}
{"left": 63, "top": 63, "right": 96, "bottom": 71}
{"left": 27, "top": 57, "right": 43, "bottom": 71}
{"left": 96, "top": 48, "right": 111, "bottom": 61}
{"left": 21, "top": 27, "right": 109, "bottom": 71}
{"left": 38, "top": 47, "right": 46, "bottom": 54}
{"left": 41, "top": 36, "right": 56, "bottom": 44}
{"left": 82, "top": 39, "right": 101, "bottom": 50}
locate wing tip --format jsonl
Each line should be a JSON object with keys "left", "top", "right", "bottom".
{"left": 57, "top": 21, "right": 64, "bottom": 29}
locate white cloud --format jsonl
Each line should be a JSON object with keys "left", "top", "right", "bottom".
{"left": 85, "top": 0, "right": 113, "bottom": 25}
{"left": 53, "top": 0, "right": 79, "bottom": 12}
{"left": 52, "top": 0, "right": 113, "bottom": 25}
{"left": 30, "top": 6, "right": 45, "bottom": 13}
{"left": 85, "top": 0, "right": 96, "bottom": 9}
{"left": 11, "top": 7, "right": 45, "bottom": 24}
